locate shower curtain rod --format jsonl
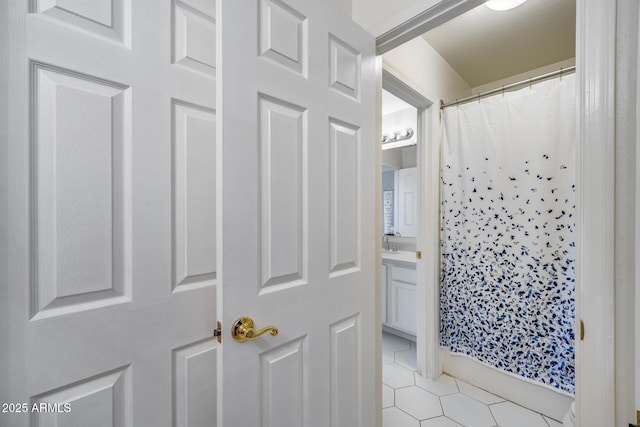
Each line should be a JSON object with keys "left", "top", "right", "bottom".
{"left": 440, "top": 65, "right": 576, "bottom": 109}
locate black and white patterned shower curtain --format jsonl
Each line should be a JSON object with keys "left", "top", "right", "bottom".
{"left": 440, "top": 74, "right": 576, "bottom": 393}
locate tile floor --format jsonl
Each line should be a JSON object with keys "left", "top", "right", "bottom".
{"left": 382, "top": 332, "right": 564, "bottom": 427}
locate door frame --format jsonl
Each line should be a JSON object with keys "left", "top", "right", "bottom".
{"left": 381, "top": 70, "right": 437, "bottom": 379}
{"left": 374, "top": 0, "right": 616, "bottom": 425}
{"left": 574, "top": 1, "right": 615, "bottom": 425}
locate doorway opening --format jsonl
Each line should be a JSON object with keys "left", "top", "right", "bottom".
{"left": 374, "top": 0, "right": 580, "bottom": 423}
{"left": 380, "top": 70, "right": 433, "bottom": 378}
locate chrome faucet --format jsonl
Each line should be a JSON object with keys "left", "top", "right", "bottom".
{"left": 383, "top": 234, "right": 398, "bottom": 251}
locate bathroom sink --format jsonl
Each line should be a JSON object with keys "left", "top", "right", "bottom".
{"left": 381, "top": 250, "right": 416, "bottom": 264}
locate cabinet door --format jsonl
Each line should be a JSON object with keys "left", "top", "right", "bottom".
{"left": 389, "top": 266, "right": 416, "bottom": 334}
{"left": 398, "top": 167, "right": 417, "bottom": 237}
{"left": 381, "top": 264, "right": 387, "bottom": 324}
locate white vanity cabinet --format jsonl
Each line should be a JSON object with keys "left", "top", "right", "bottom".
{"left": 381, "top": 264, "right": 387, "bottom": 324}
{"left": 381, "top": 254, "right": 416, "bottom": 337}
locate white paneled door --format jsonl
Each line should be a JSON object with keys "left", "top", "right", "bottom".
{"left": 2, "top": 0, "right": 375, "bottom": 426}
{"left": 2, "top": 1, "right": 218, "bottom": 426}
{"left": 218, "top": 1, "right": 376, "bottom": 426}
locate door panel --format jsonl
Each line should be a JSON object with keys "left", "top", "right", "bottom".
{"left": 398, "top": 167, "right": 417, "bottom": 237}
{"left": 389, "top": 265, "right": 417, "bottom": 334}
{"left": 329, "top": 119, "right": 360, "bottom": 275}
{"left": 173, "top": 340, "right": 218, "bottom": 427}
{"left": 328, "top": 35, "right": 362, "bottom": 101}
{"left": 172, "top": 100, "right": 217, "bottom": 290}
{"left": 30, "top": 0, "right": 130, "bottom": 46}
{"left": 260, "top": 337, "right": 307, "bottom": 427}
{"left": 259, "top": 0, "right": 307, "bottom": 76}
{"left": 172, "top": 0, "right": 216, "bottom": 76}
{"left": 32, "top": 366, "right": 131, "bottom": 427}
{"left": 329, "top": 315, "right": 360, "bottom": 427}
{"left": 258, "top": 95, "right": 306, "bottom": 291}
{"left": 2, "top": 1, "right": 218, "bottom": 426}
{"left": 391, "top": 280, "right": 417, "bottom": 334}
{"left": 218, "top": 1, "right": 376, "bottom": 426}
{"left": 31, "top": 62, "right": 132, "bottom": 318}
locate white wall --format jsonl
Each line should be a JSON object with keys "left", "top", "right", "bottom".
{"left": 382, "top": 147, "right": 403, "bottom": 169}
{"left": 381, "top": 146, "right": 417, "bottom": 169}
{"left": 352, "top": 0, "right": 441, "bottom": 37}
{"left": 353, "top": 0, "right": 416, "bottom": 29}
{"left": 328, "top": 0, "right": 352, "bottom": 18}
{"left": 382, "top": 107, "right": 417, "bottom": 143}
{"left": 383, "top": 37, "right": 471, "bottom": 103}
{"left": 402, "top": 146, "right": 417, "bottom": 168}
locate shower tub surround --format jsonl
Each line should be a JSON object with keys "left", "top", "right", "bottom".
{"left": 440, "top": 75, "right": 576, "bottom": 394}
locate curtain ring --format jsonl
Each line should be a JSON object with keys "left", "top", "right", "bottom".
{"left": 560, "top": 67, "right": 563, "bottom": 81}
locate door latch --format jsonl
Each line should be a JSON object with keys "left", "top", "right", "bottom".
{"left": 214, "top": 321, "right": 222, "bottom": 343}
{"left": 231, "top": 316, "right": 279, "bottom": 342}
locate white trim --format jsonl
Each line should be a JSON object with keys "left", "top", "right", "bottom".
{"left": 374, "top": 55, "right": 384, "bottom": 427}
{"left": 575, "top": 0, "right": 616, "bottom": 425}
{"left": 420, "top": 103, "right": 441, "bottom": 380}
{"left": 375, "top": 0, "right": 485, "bottom": 54}
{"left": 613, "top": 0, "right": 639, "bottom": 422}
{"left": 636, "top": 1, "right": 640, "bottom": 418}
{"left": 441, "top": 349, "right": 573, "bottom": 422}
{"left": 366, "top": 0, "right": 440, "bottom": 39}
{"left": 0, "top": 0, "right": 9, "bottom": 408}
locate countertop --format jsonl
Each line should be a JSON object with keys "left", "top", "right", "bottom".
{"left": 381, "top": 250, "right": 416, "bottom": 265}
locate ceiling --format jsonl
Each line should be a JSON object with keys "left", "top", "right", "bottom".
{"left": 420, "top": 0, "right": 576, "bottom": 88}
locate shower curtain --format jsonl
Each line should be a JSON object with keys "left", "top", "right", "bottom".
{"left": 440, "top": 74, "right": 576, "bottom": 393}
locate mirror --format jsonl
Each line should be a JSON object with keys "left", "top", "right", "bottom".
{"left": 382, "top": 90, "right": 417, "bottom": 238}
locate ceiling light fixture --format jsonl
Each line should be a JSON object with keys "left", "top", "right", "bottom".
{"left": 381, "top": 128, "right": 415, "bottom": 151}
{"left": 485, "top": 0, "right": 527, "bottom": 11}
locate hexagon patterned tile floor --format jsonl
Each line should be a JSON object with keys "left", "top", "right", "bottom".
{"left": 381, "top": 332, "right": 562, "bottom": 427}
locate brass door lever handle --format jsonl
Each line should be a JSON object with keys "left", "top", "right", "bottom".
{"left": 231, "top": 316, "right": 279, "bottom": 342}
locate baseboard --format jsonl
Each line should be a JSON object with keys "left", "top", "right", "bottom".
{"left": 440, "top": 347, "right": 573, "bottom": 422}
